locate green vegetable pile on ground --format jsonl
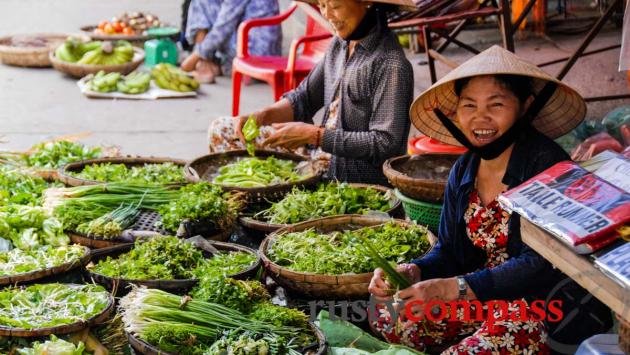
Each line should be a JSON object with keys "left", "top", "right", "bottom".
{"left": 158, "top": 182, "right": 239, "bottom": 233}
{"left": 24, "top": 141, "right": 101, "bottom": 169}
{"left": 0, "top": 167, "right": 53, "bottom": 206}
{"left": 45, "top": 183, "right": 180, "bottom": 231}
{"left": 256, "top": 182, "right": 392, "bottom": 224}
{"left": 267, "top": 222, "right": 431, "bottom": 275}
{"left": 0, "top": 283, "right": 110, "bottom": 329}
{"left": 90, "top": 235, "right": 206, "bottom": 280}
{"left": 0, "top": 205, "right": 68, "bottom": 250}
{"left": 76, "top": 202, "right": 141, "bottom": 239}
{"left": 71, "top": 162, "right": 186, "bottom": 185}
{"left": 16, "top": 335, "right": 86, "bottom": 355}
{"left": 213, "top": 157, "right": 302, "bottom": 188}
{"left": 0, "top": 245, "right": 85, "bottom": 276}
{"left": 120, "top": 287, "right": 314, "bottom": 355}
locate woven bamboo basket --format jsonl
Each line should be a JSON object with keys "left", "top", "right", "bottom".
{"left": 0, "top": 33, "right": 88, "bottom": 67}
{"left": 85, "top": 241, "right": 261, "bottom": 296}
{"left": 185, "top": 150, "right": 323, "bottom": 202}
{"left": 383, "top": 154, "right": 459, "bottom": 203}
{"left": 0, "top": 246, "right": 91, "bottom": 286}
{"left": 0, "top": 284, "right": 114, "bottom": 337}
{"left": 260, "top": 215, "right": 436, "bottom": 299}
{"left": 59, "top": 156, "right": 187, "bottom": 187}
{"left": 239, "top": 183, "right": 402, "bottom": 235}
{"left": 618, "top": 314, "right": 630, "bottom": 354}
{"left": 49, "top": 47, "right": 144, "bottom": 78}
{"left": 126, "top": 322, "right": 326, "bottom": 355}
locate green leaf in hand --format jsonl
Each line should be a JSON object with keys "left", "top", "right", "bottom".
{"left": 242, "top": 115, "right": 259, "bottom": 156}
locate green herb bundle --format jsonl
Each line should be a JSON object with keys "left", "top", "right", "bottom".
{"left": 0, "top": 205, "right": 68, "bottom": 250}
{"left": 120, "top": 288, "right": 308, "bottom": 355}
{"left": 24, "top": 141, "right": 101, "bottom": 169}
{"left": 76, "top": 202, "right": 141, "bottom": 239}
{"left": 193, "top": 251, "right": 257, "bottom": 280}
{"left": 256, "top": 182, "right": 392, "bottom": 224}
{"left": 0, "top": 245, "right": 85, "bottom": 276}
{"left": 71, "top": 162, "right": 186, "bottom": 185}
{"left": 0, "top": 284, "right": 110, "bottom": 329}
{"left": 191, "top": 276, "right": 269, "bottom": 313}
{"left": 158, "top": 182, "right": 239, "bottom": 233}
{"left": 213, "top": 157, "right": 301, "bottom": 188}
{"left": 90, "top": 235, "right": 207, "bottom": 280}
{"left": 267, "top": 222, "right": 431, "bottom": 275}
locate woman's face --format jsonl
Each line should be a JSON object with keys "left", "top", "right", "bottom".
{"left": 318, "top": 0, "right": 369, "bottom": 39}
{"left": 456, "top": 76, "right": 530, "bottom": 147}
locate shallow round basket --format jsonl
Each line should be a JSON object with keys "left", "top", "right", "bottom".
{"left": 383, "top": 154, "right": 459, "bottom": 203}
{"left": 238, "top": 183, "right": 402, "bottom": 235}
{"left": 0, "top": 284, "right": 114, "bottom": 337}
{"left": 185, "top": 150, "right": 323, "bottom": 202}
{"left": 126, "top": 322, "right": 326, "bottom": 355}
{"left": 49, "top": 47, "right": 144, "bottom": 78}
{"left": 0, "top": 246, "right": 91, "bottom": 286}
{"left": 86, "top": 241, "right": 261, "bottom": 296}
{"left": 260, "top": 215, "right": 436, "bottom": 300}
{"left": 59, "top": 156, "right": 187, "bottom": 187}
{"left": 0, "top": 33, "right": 88, "bottom": 67}
{"left": 81, "top": 25, "right": 153, "bottom": 43}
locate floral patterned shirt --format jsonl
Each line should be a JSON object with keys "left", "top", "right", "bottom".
{"left": 463, "top": 190, "right": 511, "bottom": 268}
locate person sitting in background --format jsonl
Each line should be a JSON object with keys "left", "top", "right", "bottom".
{"left": 181, "top": 0, "right": 282, "bottom": 83}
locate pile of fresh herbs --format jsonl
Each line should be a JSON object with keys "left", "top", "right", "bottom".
{"left": 71, "top": 162, "right": 186, "bottom": 185}
{"left": 256, "top": 182, "right": 392, "bottom": 224}
{"left": 0, "top": 245, "right": 85, "bottom": 276}
{"left": 267, "top": 222, "right": 431, "bottom": 275}
{"left": 194, "top": 251, "right": 257, "bottom": 280}
{"left": 0, "top": 205, "right": 68, "bottom": 250}
{"left": 0, "top": 283, "right": 110, "bottom": 329}
{"left": 213, "top": 157, "right": 301, "bottom": 188}
{"left": 158, "top": 182, "right": 239, "bottom": 233}
{"left": 0, "top": 167, "right": 53, "bottom": 206}
{"left": 16, "top": 335, "right": 86, "bottom": 355}
{"left": 24, "top": 141, "right": 101, "bottom": 169}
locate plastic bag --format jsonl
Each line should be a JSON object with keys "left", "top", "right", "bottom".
{"left": 602, "top": 106, "right": 630, "bottom": 143}
{"left": 570, "top": 132, "right": 624, "bottom": 161}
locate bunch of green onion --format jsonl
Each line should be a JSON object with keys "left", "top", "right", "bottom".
{"left": 76, "top": 202, "right": 141, "bottom": 239}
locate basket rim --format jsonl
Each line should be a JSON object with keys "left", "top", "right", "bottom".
{"left": 185, "top": 149, "right": 323, "bottom": 193}
{"left": 0, "top": 246, "right": 91, "bottom": 286}
{"left": 259, "top": 215, "right": 436, "bottom": 280}
{"left": 383, "top": 154, "right": 456, "bottom": 185}
{"left": 58, "top": 156, "right": 188, "bottom": 186}
{"left": 0, "top": 283, "right": 114, "bottom": 337}
{"left": 239, "top": 183, "right": 401, "bottom": 232}
{"left": 0, "top": 33, "right": 89, "bottom": 54}
{"left": 87, "top": 241, "right": 261, "bottom": 285}
{"left": 49, "top": 46, "right": 145, "bottom": 78}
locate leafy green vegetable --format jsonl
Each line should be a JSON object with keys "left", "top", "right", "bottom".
{"left": 0, "top": 205, "right": 69, "bottom": 250}
{"left": 0, "top": 284, "right": 110, "bottom": 329}
{"left": 90, "top": 235, "right": 207, "bottom": 280}
{"left": 0, "top": 167, "right": 53, "bottom": 206}
{"left": 205, "top": 330, "right": 287, "bottom": 355}
{"left": 158, "top": 182, "right": 238, "bottom": 233}
{"left": 76, "top": 202, "right": 140, "bottom": 239}
{"left": 191, "top": 276, "right": 269, "bottom": 313}
{"left": 0, "top": 245, "right": 85, "bottom": 276}
{"left": 24, "top": 141, "right": 101, "bottom": 169}
{"left": 193, "top": 251, "right": 257, "bottom": 280}
{"left": 242, "top": 115, "right": 260, "bottom": 157}
{"left": 267, "top": 222, "right": 431, "bottom": 275}
{"left": 16, "top": 335, "right": 85, "bottom": 355}
{"left": 256, "top": 182, "right": 392, "bottom": 224}
{"left": 213, "top": 157, "right": 301, "bottom": 188}
{"left": 248, "top": 303, "right": 309, "bottom": 329}
{"left": 120, "top": 288, "right": 309, "bottom": 355}
{"left": 71, "top": 162, "right": 186, "bottom": 185}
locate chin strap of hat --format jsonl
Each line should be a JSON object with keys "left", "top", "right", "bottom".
{"left": 432, "top": 81, "right": 559, "bottom": 160}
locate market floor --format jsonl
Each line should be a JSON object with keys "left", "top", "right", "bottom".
{"left": 0, "top": 0, "right": 628, "bottom": 159}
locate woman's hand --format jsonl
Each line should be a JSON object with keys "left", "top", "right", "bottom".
{"left": 396, "top": 278, "right": 459, "bottom": 320}
{"left": 263, "top": 122, "right": 322, "bottom": 149}
{"left": 181, "top": 53, "right": 200, "bottom": 72}
{"left": 368, "top": 264, "right": 421, "bottom": 300}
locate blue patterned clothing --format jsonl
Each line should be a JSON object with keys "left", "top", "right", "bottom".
{"left": 186, "top": 0, "right": 282, "bottom": 73}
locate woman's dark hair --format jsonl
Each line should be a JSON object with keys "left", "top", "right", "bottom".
{"left": 454, "top": 74, "right": 534, "bottom": 104}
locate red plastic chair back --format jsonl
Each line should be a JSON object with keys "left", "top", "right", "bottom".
{"left": 303, "top": 16, "right": 332, "bottom": 58}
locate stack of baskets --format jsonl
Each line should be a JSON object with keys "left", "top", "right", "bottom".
{"left": 383, "top": 152, "right": 461, "bottom": 233}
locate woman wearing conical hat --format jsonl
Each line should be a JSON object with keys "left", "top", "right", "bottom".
{"left": 369, "top": 46, "right": 612, "bottom": 353}
{"left": 222, "top": 0, "right": 415, "bottom": 185}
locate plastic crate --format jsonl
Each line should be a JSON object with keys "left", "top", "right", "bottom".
{"left": 394, "top": 189, "right": 442, "bottom": 233}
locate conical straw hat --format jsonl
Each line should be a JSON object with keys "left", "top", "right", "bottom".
{"left": 409, "top": 45, "right": 586, "bottom": 146}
